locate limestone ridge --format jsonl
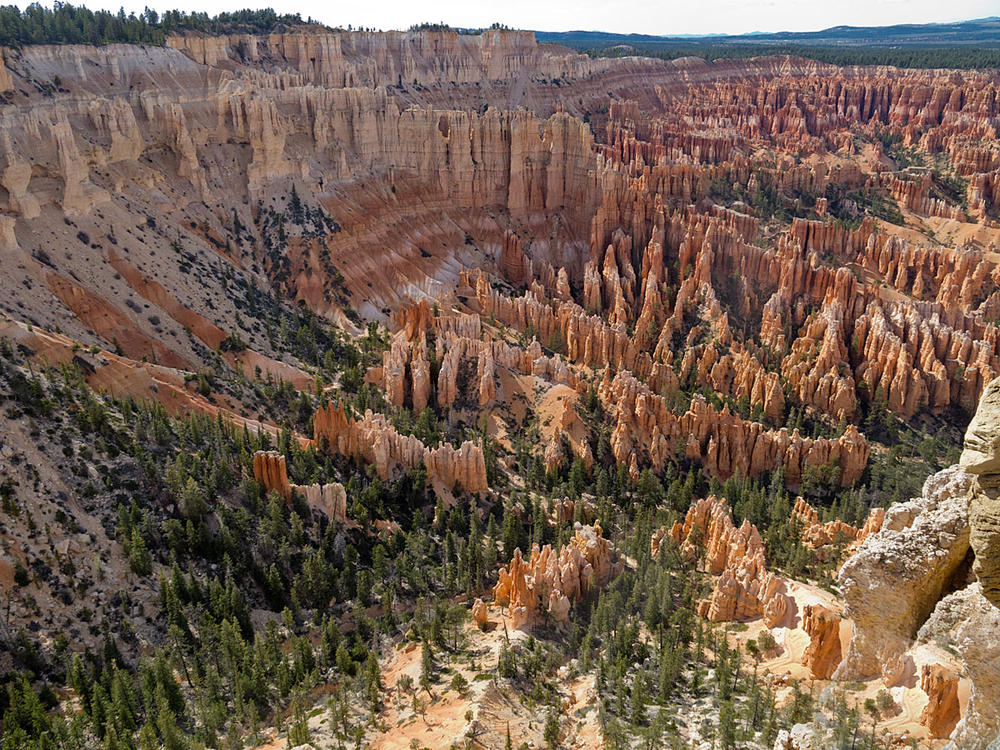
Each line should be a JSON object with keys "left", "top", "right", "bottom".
{"left": 832, "top": 375, "right": 1000, "bottom": 747}
{"left": 960, "top": 375, "right": 1000, "bottom": 608}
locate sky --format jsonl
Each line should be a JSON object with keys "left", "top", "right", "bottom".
{"left": 70, "top": 0, "right": 1000, "bottom": 36}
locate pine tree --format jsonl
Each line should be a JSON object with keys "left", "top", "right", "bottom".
{"left": 419, "top": 641, "right": 434, "bottom": 696}
{"left": 129, "top": 528, "right": 153, "bottom": 576}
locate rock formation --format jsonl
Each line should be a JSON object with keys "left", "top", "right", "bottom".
{"left": 253, "top": 450, "right": 347, "bottom": 522}
{"left": 600, "top": 370, "right": 868, "bottom": 488}
{"left": 668, "top": 497, "right": 791, "bottom": 625}
{"left": 11, "top": 26, "right": 1000, "bottom": 750}
{"left": 790, "top": 496, "right": 884, "bottom": 552}
{"left": 918, "top": 663, "right": 961, "bottom": 739}
{"left": 313, "top": 402, "right": 488, "bottom": 495}
{"left": 296, "top": 483, "right": 348, "bottom": 524}
{"left": 800, "top": 604, "right": 842, "bottom": 680}
{"left": 471, "top": 598, "right": 488, "bottom": 629}
{"left": 959, "top": 375, "right": 1000, "bottom": 608}
{"left": 253, "top": 450, "right": 291, "bottom": 499}
{"left": 829, "top": 376, "right": 1000, "bottom": 747}
{"left": 493, "top": 523, "right": 622, "bottom": 629}
{"left": 834, "top": 465, "right": 974, "bottom": 682}
{"left": 916, "top": 583, "right": 1000, "bottom": 747}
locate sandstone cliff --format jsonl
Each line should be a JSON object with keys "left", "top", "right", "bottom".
{"left": 835, "top": 465, "right": 973, "bottom": 683}
{"left": 959, "top": 375, "right": 1000, "bottom": 608}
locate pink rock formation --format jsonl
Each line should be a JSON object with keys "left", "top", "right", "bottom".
{"left": 313, "top": 402, "right": 488, "bottom": 494}
{"left": 297, "top": 483, "right": 348, "bottom": 523}
{"left": 852, "top": 506, "right": 886, "bottom": 548}
{"left": 669, "top": 497, "right": 791, "bottom": 625}
{"left": 253, "top": 450, "right": 347, "bottom": 521}
{"left": 253, "top": 450, "right": 291, "bottom": 499}
{"left": 599, "top": 370, "right": 868, "bottom": 488}
{"left": 494, "top": 523, "right": 622, "bottom": 629}
{"left": 790, "top": 497, "right": 862, "bottom": 550}
{"left": 919, "top": 663, "right": 961, "bottom": 739}
{"left": 500, "top": 230, "right": 531, "bottom": 287}
{"left": 800, "top": 604, "right": 842, "bottom": 680}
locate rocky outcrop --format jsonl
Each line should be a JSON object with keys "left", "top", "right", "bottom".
{"left": 678, "top": 344, "right": 784, "bottom": 421}
{"left": 882, "top": 172, "right": 965, "bottom": 221}
{"left": 494, "top": 523, "right": 621, "bottom": 629}
{"left": 834, "top": 465, "right": 974, "bottom": 682}
{"left": 959, "top": 375, "right": 1000, "bottom": 608}
{"left": 853, "top": 506, "right": 886, "bottom": 549}
{"left": 297, "top": 483, "right": 348, "bottom": 523}
{"left": 253, "top": 450, "right": 347, "bottom": 521}
{"left": 668, "top": 497, "right": 791, "bottom": 625}
{"left": 253, "top": 450, "right": 291, "bottom": 499}
{"left": 499, "top": 230, "right": 531, "bottom": 287}
{"left": 790, "top": 496, "right": 870, "bottom": 550}
{"left": 699, "top": 548, "right": 789, "bottom": 626}
{"left": 780, "top": 300, "right": 857, "bottom": 422}
{"left": 313, "top": 402, "right": 487, "bottom": 494}
{"left": 167, "top": 28, "right": 649, "bottom": 90}
{"left": 916, "top": 583, "right": 1000, "bottom": 748}
{"left": 600, "top": 370, "right": 868, "bottom": 488}
{"left": 772, "top": 724, "right": 826, "bottom": 750}
{"left": 650, "top": 525, "right": 670, "bottom": 560}
{"left": 471, "top": 598, "right": 488, "bottom": 629}
{"left": 800, "top": 604, "right": 842, "bottom": 680}
{"left": 918, "top": 663, "right": 961, "bottom": 739}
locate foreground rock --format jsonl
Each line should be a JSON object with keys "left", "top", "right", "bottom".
{"left": 831, "top": 376, "right": 1000, "bottom": 747}
{"left": 916, "top": 583, "right": 1000, "bottom": 748}
{"left": 959, "top": 376, "right": 1000, "bottom": 608}
{"left": 834, "top": 465, "right": 973, "bottom": 683}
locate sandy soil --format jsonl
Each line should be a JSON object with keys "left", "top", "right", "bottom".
{"left": 723, "top": 575, "right": 968, "bottom": 749}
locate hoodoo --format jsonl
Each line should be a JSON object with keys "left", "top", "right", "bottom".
{"left": 3, "top": 9, "right": 1000, "bottom": 749}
